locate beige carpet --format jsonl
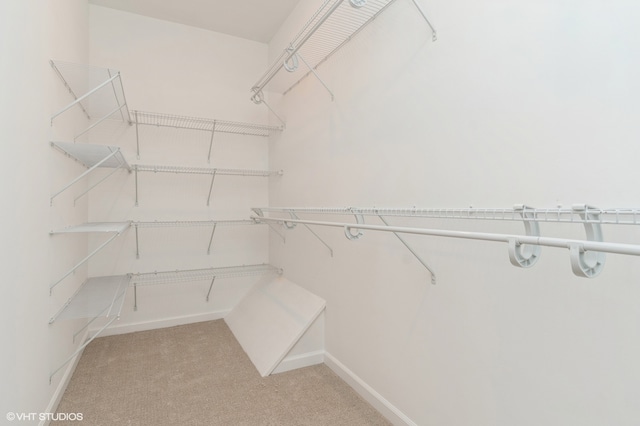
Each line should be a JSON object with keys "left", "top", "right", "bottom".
{"left": 54, "top": 320, "right": 391, "bottom": 425}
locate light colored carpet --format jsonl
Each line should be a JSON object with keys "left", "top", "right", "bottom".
{"left": 54, "top": 320, "right": 391, "bottom": 425}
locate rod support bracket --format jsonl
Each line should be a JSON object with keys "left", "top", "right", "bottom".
{"left": 569, "top": 205, "right": 606, "bottom": 278}
{"left": 508, "top": 205, "right": 541, "bottom": 268}
{"left": 344, "top": 213, "right": 365, "bottom": 240}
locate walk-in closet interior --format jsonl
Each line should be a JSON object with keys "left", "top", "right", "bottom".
{"left": 3, "top": 0, "right": 640, "bottom": 424}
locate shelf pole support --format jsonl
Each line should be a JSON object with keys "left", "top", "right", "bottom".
{"left": 379, "top": 215, "right": 436, "bottom": 284}
{"left": 135, "top": 224, "right": 140, "bottom": 259}
{"left": 206, "top": 276, "right": 216, "bottom": 302}
{"left": 73, "top": 161, "right": 126, "bottom": 206}
{"left": 133, "top": 282, "right": 137, "bottom": 311}
{"left": 49, "top": 315, "right": 119, "bottom": 384}
{"left": 50, "top": 73, "right": 120, "bottom": 123}
{"left": 207, "top": 223, "right": 218, "bottom": 254}
{"left": 50, "top": 147, "right": 122, "bottom": 205}
{"left": 207, "top": 122, "right": 216, "bottom": 164}
{"left": 409, "top": 0, "right": 438, "bottom": 41}
{"left": 292, "top": 212, "right": 334, "bottom": 257}
{"left": 297, "top": 53, "right": 335, "bottom": 101}
{"left": 50, "top": 233, "right": 121, "bottom": 292}
{"left": 206, "top": 170, "right": 217, "bottom": 206}
{"left": 134, "top": 166, "right": 139, "bottom": 206}
{"left": 74, "top": 103, "right": 128, "bottom": 141}
{"left": 135, "top": 110, "right": 140, "bottom": 159}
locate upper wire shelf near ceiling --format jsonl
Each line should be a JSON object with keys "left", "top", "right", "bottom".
{"left": 250, "top": 0, "right": 436, "bottom": 114}
{"left": 50, "top": 60, "right": 132, "bottom": 140}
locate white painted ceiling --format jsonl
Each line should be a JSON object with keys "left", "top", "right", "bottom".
{"left": 89, "top": 0, "right": 302, "bottom": 43}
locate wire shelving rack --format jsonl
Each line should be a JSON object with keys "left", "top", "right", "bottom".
{"left": 132, "top": 110, "right": 282, "bottom": 161}
{"left": 133, "top": 164, "right": 282, "bottom": 206}
{"left": 250, "top": 0, "right": 436, "bottom": 123}
{"left": 129, "top": 264, "right": 283, "bottom": 309}
{"left": 50, "top": 60, "right": 132, "bottom": 139}
{"left": 132, "top": 219, "right": 267, "bottom": 257}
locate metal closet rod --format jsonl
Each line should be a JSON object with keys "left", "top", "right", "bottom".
{"left": 252, "top": 215, "right": 640, "bottom": 280}
{"left": 253, "top": 216, "right": 640, "bottom": 256}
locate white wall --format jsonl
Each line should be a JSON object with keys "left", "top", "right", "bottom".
{"left": 1, "top": 0, "right": 90, "bottom": 422}
{"left": 267, "top": 0, "right": 640, "bottom": 425}
{"left": 87, "top": 6, "right": 272, "bottom": 331}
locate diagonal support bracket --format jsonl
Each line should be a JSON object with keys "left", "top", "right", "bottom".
{"left": 378, "top": 215, "right": 436, "bottom": 285}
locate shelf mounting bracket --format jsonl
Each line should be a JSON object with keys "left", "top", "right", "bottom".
{"left": 378, "top": 215, "right": 436, "bottom": 285}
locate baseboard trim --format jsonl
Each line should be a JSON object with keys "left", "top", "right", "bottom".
{"left": 324, "top": 352, "right": 417, "bottom": 426}
{"left": 93, "top": 310, "right": 230, "bottom": 337}
{"left": 272, "top": 350, "right": 325, "bottom": 374}
{"left": 41, "top": 329, "right": 89, "bottom": 426}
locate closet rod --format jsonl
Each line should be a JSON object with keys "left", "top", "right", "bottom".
{"left": 252, "top": 216, "right": 640, "bottom": 274}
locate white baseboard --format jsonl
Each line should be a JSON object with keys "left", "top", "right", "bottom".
{"left": 272, "top": 350, "right": 325, "bottom": 374}
{"left": 93, "top": 310, "right": 230, "bottom": 337}
{"left": 41, "top": 329, "right": 89, "bottom": 426}
{"left": 324, "top": 352, "right": 417, "bottom": 426}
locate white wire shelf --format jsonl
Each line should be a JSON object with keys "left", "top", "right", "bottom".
{"left": 132, "top": 219, "right": 266, "bottom": 257}
{"left": 50, "top": 275, "right": 130, "bottom": 324}
{"left": 252, "top": 204, "right": 640, "bottom": 280}
{"left": 49, "top": 274, "right": 130, "bottom": 383}
{"left": 50, "top": 141, "right": 131, "bottom": 206}
{"left": 133, "top": 164, "right": 282, "bottom": 206}
{"left": 133, "top": 110, "right": 281, "bottom": 135}
{"left": 133, "top": 164, "right": 280, "bottom": 177}
{"left": 51, "top": 221, "right": 131, "bottom": 235}
{"left": 50, "top": 60, "right": 132, "bottom": 139}
{"left": 129, "top": 264, "right": 283, "bottom": 309}
{"left": 50, "top": 222, "right": 131, "bottom": 292}
{"left": 254, "top": 206, "right": 640, "bottom": 226}
{"left": 250, "top": 0, "right": 436, "bottom": 108}
{"left": 130, "top": 264, "right": 282, "bottom": 286}
{"left": 132, "top": 110, "right": 282, "bottom": 161}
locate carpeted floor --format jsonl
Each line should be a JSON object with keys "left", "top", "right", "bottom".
{"left": 54, "top": 320, "right": 391, "bottom": 425}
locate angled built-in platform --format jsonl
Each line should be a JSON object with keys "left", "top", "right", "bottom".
{"left": 225, "top": 276, "right": 326, "bottom": 377}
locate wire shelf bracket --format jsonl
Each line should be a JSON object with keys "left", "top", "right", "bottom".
{"left": 48, "top": 274, "right": 130, "bottom": 383}
{"left": 253, "top": 204, "right": 640, "bottom": 279}
{"left": 50, "top": 60, "right": 132, "bottom": 139}
{"left": 129, "top": 264, "right": 283, "bottom": 310}
{"left": 133, "top": 164, "right": 282, "bottom": 206}
{"left": 49, "top": 222, "right": 131, "bottom": 292}
{"left": 132, "top": 110, "right": 282, "bottom": 161}
{"left": 250, "top": 0, "right": 437, "bottom": 115}
{"left": 50, "top": 141, "right": 131, "bottom": 206}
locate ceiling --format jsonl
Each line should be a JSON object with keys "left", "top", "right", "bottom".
{"left": 89, "top": 0, "right": 302, "bottom": 43}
